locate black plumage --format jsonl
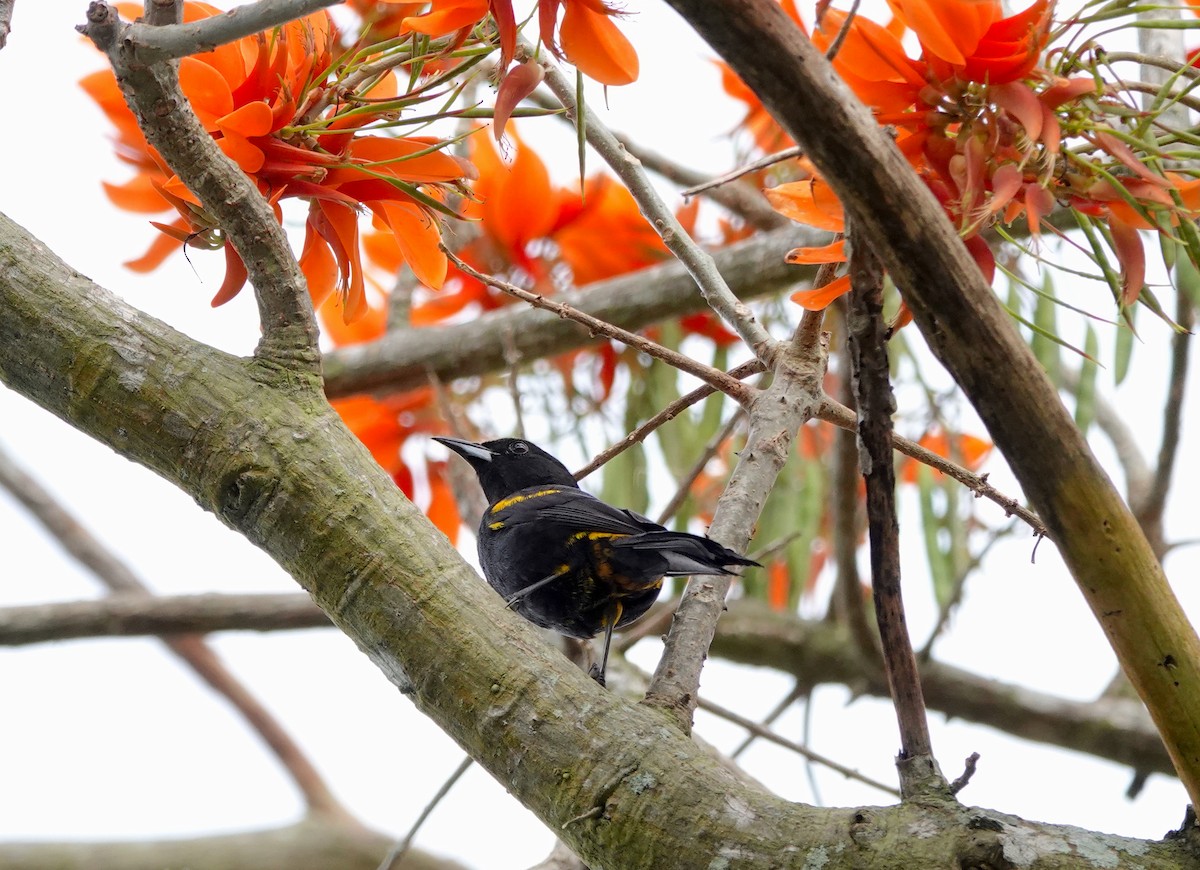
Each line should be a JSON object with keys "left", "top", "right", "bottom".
{"left": 435, "top": 436, "right": 758, "bottom": 684}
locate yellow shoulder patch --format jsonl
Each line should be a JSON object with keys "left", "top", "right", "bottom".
{"left": 490, "top": 488, "right": 562, "bottom": 514}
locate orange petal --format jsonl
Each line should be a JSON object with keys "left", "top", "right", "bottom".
{"left": 210, "top": 244, "right": 249, "bottom": 307}
{"left": 125, "top": 224, "right": 186, "bottom": 272}
{"left": 482, "top": 130, "right": 559, "bottom": 259}
{"left": 103, "top": 174, "right": 171, "bottom": 214}
{"left": 558, "top": 1, "right": 638, "bottom": 86}
{"left": 217, "top": 134, "right": 266, "bottom": 174}
{"left": 402, "top": 0, "right": 488, "bottom": 36}
{"left": 765, "top": 179, "right": 845, "bottom": 232}
{"left": 898, "top": 0, "right": 987, "bottom": 65}
{"left": 1108, "top": 215, "right": 1146, "bottom": 306}
{"left": 178, "top": 56, "right": 235, "bottom": 129}
{"left": 790, "top": 273, "right": 852, "bottom": 310}
{"left": 785, "top": 238, "right": 847, "bottom": 264}
{"left": 494, "top": 59, "right": 545, "bottom": 142}
{"left": 300, "top": 221, "right": 339, "bottom": 309}
{"left": 992, "top": 82, "right": 1042, "bottom": 142}
{"left": 427, "top": 465, "right": 462, "bottom": 545}
{"left": 373, "top": 201, "right": 448, "bottom": 289}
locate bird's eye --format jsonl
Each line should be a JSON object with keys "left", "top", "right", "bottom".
{"left": 510, "top": 442, "right": 529, "bottom": 455}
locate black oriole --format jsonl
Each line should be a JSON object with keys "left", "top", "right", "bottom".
{"left": 435, "top": 436, "right": 759, "bottom": 684}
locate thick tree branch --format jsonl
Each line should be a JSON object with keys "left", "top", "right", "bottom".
{"left": 666, "top": 0, "right": 1200, "bottom": 805}
{"left": 0, "top": 818, "right": 464, "bottom": 870}
{"left": 80, "top": 1, "right": 320, "bottom": 368}
{"left": 322, "top": 226, "right": 813, "bottom": 397}
{"left": 0, "top": 0, "right": 14, "bottom": 48}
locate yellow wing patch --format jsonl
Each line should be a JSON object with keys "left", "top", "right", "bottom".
{"left": 490, "top": 488, "right": 563, "bottom": 513}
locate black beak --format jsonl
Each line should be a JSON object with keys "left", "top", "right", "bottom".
{"left": 433, "top": 436, "right": 495, "bottom": 464}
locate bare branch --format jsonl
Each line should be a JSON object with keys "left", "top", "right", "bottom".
{"left": 144, "top": 0, "right": 181, "bottom": 26}
{"left": 379, "top": 756, "right": 474, "bottom": 870}
{"left": 664, "top": 0, "right": 1200, "bottom": 803}
{"left": 681, "top": 146, "right": 802, "bottom": 199}
{"left": 642, "top": 332, "right": 828, "bottom": 730}
{"left": 127, "top": 0, "right": 341, "bottom": 63}
{"left": 1139, "top": 294, "right": 1194, "bottom": 555}
{"left": 0, "top": 593, "right": 329, "bottom": 645}
{"left": 696, "top": 695, "right": 900, "bottom": 797}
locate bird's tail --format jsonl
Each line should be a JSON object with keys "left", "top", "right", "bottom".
{"left": 612, "top": 531, "right": 760, "bottom": 577}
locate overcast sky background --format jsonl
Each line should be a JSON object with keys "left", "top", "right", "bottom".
{"left": 2, "top": 3, "right": 1199, "bottom": 868}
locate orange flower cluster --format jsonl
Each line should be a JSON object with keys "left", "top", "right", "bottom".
{"left": 731, "top": 0, "right": 1200, "bottom": 315}
{"left": 84, "top": 2, "right": 475, "bottom": 322}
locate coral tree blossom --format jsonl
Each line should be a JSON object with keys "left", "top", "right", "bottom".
{"left": 738, "top": 0, "right": 1200, "bottom": 315}
{"left": 83, "top": 2, "right": 474, "bottom": 322}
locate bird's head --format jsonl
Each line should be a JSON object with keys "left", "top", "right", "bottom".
{"left": 434, "top": 437, "right": 579, "bottom": 503}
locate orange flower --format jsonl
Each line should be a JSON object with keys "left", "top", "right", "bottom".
{"left": 403, "top": 0, "right": 638, "bottom": 91}
{"left": 85, "top": 4, "right": 474, "bottom": 321}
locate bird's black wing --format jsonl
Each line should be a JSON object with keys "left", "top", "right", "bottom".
{"left": 499, "top": 488, "right": 662, "bottom": 536}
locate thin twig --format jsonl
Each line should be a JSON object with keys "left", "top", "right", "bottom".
{"left": 823, "top": 0, "right": 861, "bottom": 61}
{"left": 445, "top": 248, "right": 756, "bottom": 406}
{"left": 696, "top": 696, "right": 901, "bottom": 797}
{"left": 830, "top": 301, "right": 880, "bottom": 659}
{"left": 0, "top": 445, "right": 346, "bottom": 819}
{"left": 125, "top": 0, "right": 342, "bottom": 63}
{"left": 377, "top": 755, "right": 474, "bottom": 870}
{"left": 574, "top": 360, "right": 765, "bottom": 480}
{"left": 531, "top": 40, "right": 778, "bottom": 362}
{"left": 948, "top": 752, "right": 981, "bottom": 795}
{"left": 817, "top": 398, "right": 1047, "bottom": 538}
{"left": 1103, "top": 51, "right": 1200, "bottom": 82}
{"left": 846, "top": 230, "right": 941, "bottom": 796}
{"left": 681, "top": 146, "right": 803, "bottom": 198}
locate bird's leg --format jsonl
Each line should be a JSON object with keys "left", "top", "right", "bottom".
{"left": 588, "top": 600, "right": 623, "bottom": 687}
{"left": 505, "top": 566, "right": 570, "bottom": 609}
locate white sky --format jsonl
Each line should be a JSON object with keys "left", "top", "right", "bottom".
{"left": 1, "top": 2, "right": 1199, "bottom": 868}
